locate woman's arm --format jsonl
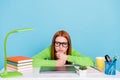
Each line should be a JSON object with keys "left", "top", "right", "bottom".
{"left": 67, "top": 49, "right": 95, "bottom": 67}
{"left": 32, "top": 46, "right": 56, "bottom": 67}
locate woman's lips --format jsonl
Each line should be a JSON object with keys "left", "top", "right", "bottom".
{"left": 58, "top": 50, "right": 64, "bottom": 52}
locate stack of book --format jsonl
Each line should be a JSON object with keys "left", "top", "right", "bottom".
{"left": 7, "top": 56, "right": 32, "bottom": 72}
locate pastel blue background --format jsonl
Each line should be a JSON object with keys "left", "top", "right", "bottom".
{"left": 0, "top": 0, "right": 120, "bottom": 71}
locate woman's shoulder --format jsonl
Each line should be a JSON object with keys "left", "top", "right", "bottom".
{"left": 46, "top": 46, "right": 51, "bottom": 49}
{"left": 41, "top": 46, "right": 51, "bottom": 52}
{"left": 71, "top": 48, "right": 84, "bottom": 56}
{"left": 71, "top": 48, "right": 78, "bottom": 53}
{"left": 34, "top": 46, "right": 51, "bottom": 57}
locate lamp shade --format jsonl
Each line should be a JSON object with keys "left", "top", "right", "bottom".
{"left": 11, "top": 28, "right": 33, "bottom": 33}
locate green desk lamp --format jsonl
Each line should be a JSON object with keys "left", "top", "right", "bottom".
{"left": 0, "top": 28, "right": 33, "bottom": 78}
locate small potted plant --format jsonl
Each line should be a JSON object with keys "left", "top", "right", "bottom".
{"left": 79, "top": 65, "right": 87, "bottom": 70}
{"left": 78, "top": 65, "right": 87, "bottom": 76}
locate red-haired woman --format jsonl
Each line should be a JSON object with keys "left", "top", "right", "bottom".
{"left": 33, "top": 30, "right": 94, "bottom": 67}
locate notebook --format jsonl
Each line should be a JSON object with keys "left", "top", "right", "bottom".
{"left": 39, "top": 65, "right": 76, "bottom": 73}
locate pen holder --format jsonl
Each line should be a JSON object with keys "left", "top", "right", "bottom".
{"left": 104, "top": 61, "right": 116, "bottom": 75}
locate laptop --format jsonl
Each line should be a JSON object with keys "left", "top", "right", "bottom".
{"left": 39, "top": 65, "right": 76, "bottom": 73}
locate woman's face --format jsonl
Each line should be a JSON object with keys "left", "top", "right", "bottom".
{"left": 54, "top": 36, "right": 68, "bottom": 53}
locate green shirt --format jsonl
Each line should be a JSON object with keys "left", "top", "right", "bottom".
{"left": 32, "top": 46, "right": 94, "bottom": 67}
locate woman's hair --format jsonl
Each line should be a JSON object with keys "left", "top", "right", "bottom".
{"left": 51, "top": 30, "right": 72, "bottom": 64}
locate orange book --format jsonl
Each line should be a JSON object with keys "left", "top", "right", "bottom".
{"left": 7, "top": 56, "right": 32, "bottom": 63}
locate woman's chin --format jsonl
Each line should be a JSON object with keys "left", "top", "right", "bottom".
{"left": 58, "top": 51, "right": 64, "bottom": 53}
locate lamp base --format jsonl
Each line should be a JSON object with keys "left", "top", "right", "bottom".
{"left": 0, "top": 71, "right": 22, "bottom": 78}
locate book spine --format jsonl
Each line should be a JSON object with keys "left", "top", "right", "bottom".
{"left": 7, "top": 58, "right": 32, "bottom": 63}
{"left": 7, "top": 67, "right": 32, "bottom": 72}
{"left": 7, "top": 60, "right": 32, "bottom": 66}
{"left": 7, "top": 64, "right": 32, "bottom": 69}
{"left": 18, "top": 60, "right": 32, "bottom": 63}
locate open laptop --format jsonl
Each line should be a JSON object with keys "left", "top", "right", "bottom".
{"left": 39, "top": 65, "right": 76, "bottom": 73}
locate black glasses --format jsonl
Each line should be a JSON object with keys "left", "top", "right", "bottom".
{"left": 54, "top": 41, "right": 68, "bottom": 48}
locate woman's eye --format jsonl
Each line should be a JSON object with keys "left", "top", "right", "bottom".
{"left": 56, "top": 42, "right": 59, "bottom": 44}
{"left": 63, "top": 43, "right": 67, "bottom": 45}
{"left": 63, "top": 43, "right": 68, "bottom": 46}
{"left": 55, "top": 42, "right": 60, "bottom": 45}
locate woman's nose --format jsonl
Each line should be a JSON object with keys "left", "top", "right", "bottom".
{"left": 59, "top": 44, "right": 63, "bottom": 48}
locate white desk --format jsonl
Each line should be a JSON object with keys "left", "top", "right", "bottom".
{"left": 0, "top": 67, "right": 120, "bottom": 80}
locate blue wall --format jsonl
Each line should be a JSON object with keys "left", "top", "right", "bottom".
{"left": 0, "top": 0, "right": 120, "bottom": 71}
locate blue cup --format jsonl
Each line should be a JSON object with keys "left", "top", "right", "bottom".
{"left": 105, "top": 61, "right": 116, "bottom": 75}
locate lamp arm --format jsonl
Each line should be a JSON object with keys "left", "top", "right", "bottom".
{"left": 3, "top": 31, "right": 16, "bottom": 73}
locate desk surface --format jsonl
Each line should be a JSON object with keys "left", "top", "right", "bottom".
{"left": 1, "top": 67, "right": 120, "bottom": 80}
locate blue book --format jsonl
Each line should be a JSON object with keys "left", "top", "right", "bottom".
{"left": 7, "top": 60, "right": 32, "bottom": 66}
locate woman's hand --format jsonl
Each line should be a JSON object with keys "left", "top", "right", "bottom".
{"left": 56, "top": 52, "right": 68, "bottom": 60}
{"left": 56, "top": 59, "right": 66, "bottom": 66}
{"left": 56, "top": 52, "right": 68, "bottom": 66}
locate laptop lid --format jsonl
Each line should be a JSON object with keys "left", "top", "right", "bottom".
{"left": 39, "top": 65, "right": 76, "bottom": 73}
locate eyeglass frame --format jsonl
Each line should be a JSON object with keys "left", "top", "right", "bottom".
{"left": 54, "top": 41, "right": 68, "bottom": 48}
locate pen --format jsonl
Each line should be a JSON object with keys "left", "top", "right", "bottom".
{"left": 105, "top": 55, "right": 112, "bottom": 62}
{"left": 113, "top": 55, "right": 119, "bottom": 63}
